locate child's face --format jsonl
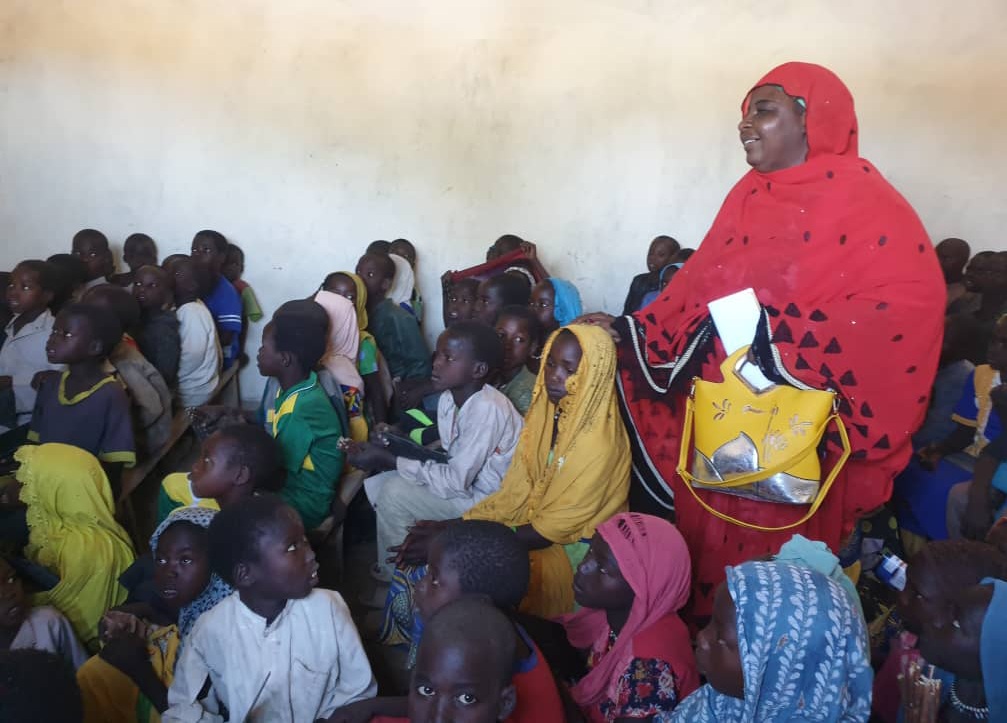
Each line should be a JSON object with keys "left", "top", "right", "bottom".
{"left": 647, "top": 238, "right": 677, "bottom": 274}
{"left": 222, "top": 249, "right": 243, "bottom": 284}
{"left": 167, "top": 258, "right": 198, "bottom": 302}
{"left": 415, "top": 538, "right": 464, "bottom": 623}
{"left": 132, "top": 266, "right": 173, "bottom": 311}
{"left": 431, "top": 334, "right": 479, "bottom": 393}
{"left": 123, "top": 240, "right": 156, "bottom": 272}
{"left": 694, "top": 583, "right": 744, "bottom": 699}
{"left": 241, "top": 506, "right": 318, "bottom": 600}
{"left": 154, "top": 523, "right": 212, "bottom": 613}
{"left": 389, "top": 240, "right": 416, "bottom": 267}
{"left": 410, "top": 639, "right": 515, "bottom": 723}
{"left": 573, "top": 533, "right": 634, "bottom": 611}
{"left": 544, "top": 332, "right": 583, "bottom": 404}
{"left": 474, "top": 281, "right": 504, "bottom": 326}
{"left": 46, "top": 311, "right": 97, "bottom": 364}
{"left": 190, "top": 433, "right": 243, "bottom": 500}
{"left": 445, "top": 283, "right": 477, "bottom": 327}
{"left": 494, "top": 315, "right": 536, "bottom": 373}
{"left": 897, "top": 554, "right": 943, "bottom": 635}
{"left": 988, "top": 318, "right": 1007, "bottom": 371}
{"left": 528, "top": 281, "right": 557, "bottom": 333}
{"left": 256, "top": 323, "right": 285, "bottom": 378}
{"left": 0, "top": 558, "right": 27, "bottom": 631}
{"left": 323, "top": 274, "right": 357, "bottom": 305}
{"left": 72, "top": 237, "right": 112, "bottom": 281}
{"left": 6, "top": 266, "right": 53, "bottom": 318}
{"left": 190, "top": 237, "right": 225, "bottom": 274}
{"left": 355, "top": 255, "right": 390, "bottom": 302}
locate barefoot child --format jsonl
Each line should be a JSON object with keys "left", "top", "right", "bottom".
{"left": 493, "top": 306, "right": 540, "bottom": 416}
{"left": 164, "top": 495, "right": 376, "bottom": 721}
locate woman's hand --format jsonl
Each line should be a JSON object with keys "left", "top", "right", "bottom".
{"left": 389, "top": 519, "right": 453, "bottom": 566}
{"left": 574, "top": 312, "right": 621, "bottom": 343}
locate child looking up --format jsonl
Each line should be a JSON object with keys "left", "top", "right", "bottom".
{"left": 166, "top": 256, "right": 221, "bottom": 407}
{"left": 72, "top": 228, "right": 115, "bottom": 292}
{"left": 474, "top": 274, "right": 531, "bottom": 327}
{"left": 109, "top": 233, "right": 158, "bottom": 288}
{"left": 165, "top": 495, "right": 376, "bottom": 721}
{"left": 622, "top": 235, "right": 679, "bottom": 315}
{"left": 157, "top": 424, "right": 286, "bottom": 524}
{"left": 347, "top": 322, "right": 524, "bottom": 581}
{"left": 84, "top": 284, "right": 173, "bottom": 456}
{"left": 77, "top": 508, "right": 231, "bottom": 722}
{"left": 190, "top": 230, "right": 242, "bottom": 370}
{"left": 356, "top": 252, "right": 431, "bottom": 383}
{"left": 529, "top": 278, "right": 583, "bottom": 345}
{"left": 0, "top": 261, "right": 62, "bottom": 431}
{"left": 494, "top": 305, "right": 540, "bottom": 416}
{"left": 132, "top": 264, "right": 181, "bottom": 387}
{"left": 561, "top": 513, "right": 698, "bottom": 721}
{"left": 444, "top": 277, "right": 480, "bottom": 328}
{"left": 28, "top": 304, "right": 136, "bottom": 478}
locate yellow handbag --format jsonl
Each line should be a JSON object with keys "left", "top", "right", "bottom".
{"left": 676, "top": 345, "right": 851, "bottom": 532}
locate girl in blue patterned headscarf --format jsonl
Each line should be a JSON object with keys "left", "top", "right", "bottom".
{"left": 663, "top": 560, "right": 873, "bottom": 722}
{"left": 530, "top": 277, "right": 583, "bottom": 344}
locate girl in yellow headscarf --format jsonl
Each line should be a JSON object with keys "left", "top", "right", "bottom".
{"left": 14, "top": 443, "right": 135, "bottom": 651}
{"left": 395, "top": 324, "right": 631, "bottom": 617}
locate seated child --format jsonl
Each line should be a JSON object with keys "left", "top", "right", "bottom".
{"left": 77, "top": 508, "right": 231, "bottom": 722}
{"left": 529, "top": 277, "right": 582, "bottom": 349}
{"left": 637, "top": 263, "right": 679, "bottom": 309}
{"left": 667, "top": 559, "right": 872, "bottom": 722}
{"left": 347, "top": 322, "right": 524, "bottom": 581}
{"left": 443, "top": 277, "right": 479, "bottom": 328}
{"left": 388, "top": 251, "right": 419, "bottom": 321}
{"left": 313, "top": 289, "right": 368, "bottom": 441}
{"left": 368, "top": 240, "right": 392, "bottom": 255}
{"left": 621, "top": 235, "right": 679, "bottom": 315}
{"left": 912, "top": 313, "right": 980, "bottom": 448}
{"left": 72, "top": 228, "right": 115, "bottom": 292}
{"left": 190, "top": 230, "right": 242, "bottom": 370}
{"left": 28, "top": 304, "right": 136, "bottom": 478}
{"left": 0, "top": 260, "right": 62, "bottom": 431}
{"left": 157, "top": 424, "right": 285, "bottom": 525}
{"left": 487, "top": 234, "right": 525, "bottom": 262}
{"left": 165, "top": 257, "right": 221, "bottom": 407}
{"left": 46, "top": 253, "right": 88, "bottom": 311}
{"left": 356, "top": 252, "right": 431, "bottom": 383}
{"left": 390, "top": 238, "right": 423, "bottom": 322}
{"left": 0, "top": 648, "right": 84, "bottom": 723}
{"left": 0, "top": 557, "right": 88, "bottom": 669}
{"left": 132, "top": 264, "right": 181, "bottom": 387}
{"left": 474, "top": 274, "right": 531, "bottom": 327}
{"left": 109, "top": 233, "right": 158, "bottom": 288}
{"left": 561, "top": 513, "right": 698, "bottom": 721}
{"left": 674, "top": 248, "right": 694, "bottom": 263}
{"left": 493, "top": 305, "right": 540, "bottom": 416}
{"left": 164, "top": 495, "right": 376, "bottom": 721}
{"left": 84, "top": 284, "right": 173, "bottom": 456}
{"left": 7, "top": 444, "right": 135, "bottom": 652}
{"left": 222, "top": 243, "right": 263, "bottom": 359}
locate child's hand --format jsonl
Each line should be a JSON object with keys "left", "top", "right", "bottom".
{"left": 100, "top": 611, "right": 148, "bottom": 643}
{"left": 992, "top": 384, "right": 1007, "bottom": 415}
{"left": 390, "top": 519, "right": 452, "bottom": 566}
{"left": 98, "top": 631, "right": 150, "bottom": 677}
{"left": 520, "top": 240, "right": 538, "bottom": 259}
{"left": 345, "top": 442, "right": 396, "bottom": 472}
{"left": 30, "top": 370, "right": 59, "bottom": 391}
{"left": 574, "top": 312, "right": 620, "bottom": 343}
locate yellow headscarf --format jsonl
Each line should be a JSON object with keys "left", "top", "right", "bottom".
{"left": 466, "top": 323, "right": 631, "bottom": 545}
{"left": 342, "top": 271, "right": 369, "bottom": 333}
{"left": 15, "top": 443, "right": 135, "bottom": 651}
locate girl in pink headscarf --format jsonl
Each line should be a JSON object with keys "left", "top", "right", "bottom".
{"left": 313, "top": 289, "right": 368, "bottom": 441}
{"left": 561, "top": 512, "right": 698, "bottom": 721}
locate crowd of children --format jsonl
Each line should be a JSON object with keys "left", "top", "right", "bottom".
{"left": 0, "top": 228, "right": 1005, "bottom": 722}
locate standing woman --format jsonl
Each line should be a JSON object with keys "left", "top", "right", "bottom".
{"left": 583, "top": 62, "right": 944, "bottom": 617}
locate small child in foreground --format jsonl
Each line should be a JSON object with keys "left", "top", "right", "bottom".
{"left": 109, "top": 233, "right": 158, "bottom": 288}
{"left": 163, "top": 495, "right": 376, "bottom": 722}
{"left": 72, "top": 228, "right": 115, "bottom": 292}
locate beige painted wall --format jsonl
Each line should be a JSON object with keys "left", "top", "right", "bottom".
{"left": 2, "top": 0, "right": 1005, "bottom": 399}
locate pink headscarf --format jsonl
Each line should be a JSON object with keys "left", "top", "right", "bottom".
{"left": 313, "top": 290, "right": 363, "bottom": 391}
{"left": 561, "top": 512, "right": 697, "bottom": 712}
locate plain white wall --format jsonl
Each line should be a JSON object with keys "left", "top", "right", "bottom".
{"left": 2, "top": 0, "right": 1005, "bottom": 400}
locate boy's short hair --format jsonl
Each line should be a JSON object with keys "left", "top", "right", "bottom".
{"left": 61, "top": 303, "right": 123, "bottom": 356}
{"left": 366, "top": 240, "right": 391, "bottom": 255}
{"left": 162, "top": 253, "right": 189, "bottom": 269}
{"left": 193, "top": 229, "right": 228, "bottom": 254}
{"left": 208, "top": 493, "right": 288, "bottom": 586}
{"left": 124, "top": 233, "right": 156, "bottom": 255}
{"left": 13, "top": 260, "right": 58, "bottom": 293}
{"left": 496, "top": 304, "right": 542, "bottom": 342}
{"left": 422, "top": 598, "right": 517, "bottom": 686}
{"left": 484, "top": 273, "right": 531, "bottom": 307}
{"left": 322, "top": 271, "right": 352, "bottom": 290}
{"left": 0, "top": 648, "right": 84, "bottom": 723}
{"left": 47, "top": 253, "right": 88, "bottom": 285}
{"left": 451, "top": 277, "right": 479, "bottom": 295}
{"left": 84, "top": 284, "right": 141, "bottom": 331}
{"left": 272, "top": 301, "right": 329, "bottom": 372}
{"left": 72, "top": 228, "right": 109, "bottom": 250}
{"left": 436, "top": 520, "right": 530, "bottom": 609}
{"left": 215, "top": 424, "right": 286, "bottom": 493}
{"left": 225, "top": 243, "right": 244, "bottom": 262}
{"left": 444, "top": 322, "right": 505, "bottom": 375}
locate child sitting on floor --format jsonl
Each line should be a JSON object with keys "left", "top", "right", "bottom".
{"left": 84, "top": 284, "right": 173, "bottom": 456}
{"left": 72, "top": 229, "right": 115, "bottom": 292}
{"left": 444, "top": 277, "right": 480, "bottom": 328}
{"left": 356, "top": 252, "right": 431, "bottom": 384}
{"left": 621, "top": 235, "right": 679, "bottom": 315}
{"left": 165, "top": 256, "right": 221, "bottom": 407}
{"left": 0, "top": 557, "right": 88, "bottom": 669}
{"left": 132, "top": 264, "right": 181, "bottom": 388}
{"left": 474, "top": 274, "right": 531, "bottom": 326}
{"left": 493, "top": 305, "right": 540, "bottom": 416}
{"left": 190, "top": 230, "right": 242, "bottom": 370}
{"left": 347, "top": 322, "right": 524, "bottom": 583}
{"left": 0, "top": 260, "right": 62, "bottom": 431}
{"left": 77, "top": 508, "right": 231, "bottom": 722}
{"left": 109, "top": 233, "right": 158, "bottom": 288}
{"left": 164, "top": 495, "right": 376, "bottom": 722}
{"left": 157, "top": 424, "right": 286, "bottom": 524}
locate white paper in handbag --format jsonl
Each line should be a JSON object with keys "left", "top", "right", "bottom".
{"left": 708, "top": 288, "right": 775, "bottom": 391}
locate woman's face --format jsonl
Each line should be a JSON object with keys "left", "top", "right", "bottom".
{"left": 695, "top": 583, "right": 744, "bottom": 699}
{"left": 739, "top": 85, "right": 808, "bottom": 173}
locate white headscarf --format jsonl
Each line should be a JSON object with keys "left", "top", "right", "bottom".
{"left": 387, "top": 253, "right": 415, "bottom": 308}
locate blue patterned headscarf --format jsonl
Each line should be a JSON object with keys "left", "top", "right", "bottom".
{"left": 149, "top": 507, "right": 233, "bottom": 642}
{"left": 981, "top": 577, "right": 1007, "bottom": 721}
{"left": 665, "top": 560, "right": 873, "bottom": 722}
{"left": 547, "top": 277, "right": 582, "bottom": 326}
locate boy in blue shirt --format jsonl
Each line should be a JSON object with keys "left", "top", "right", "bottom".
{"left": 190, "top": 229, "right": 242, "bottom": 369}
